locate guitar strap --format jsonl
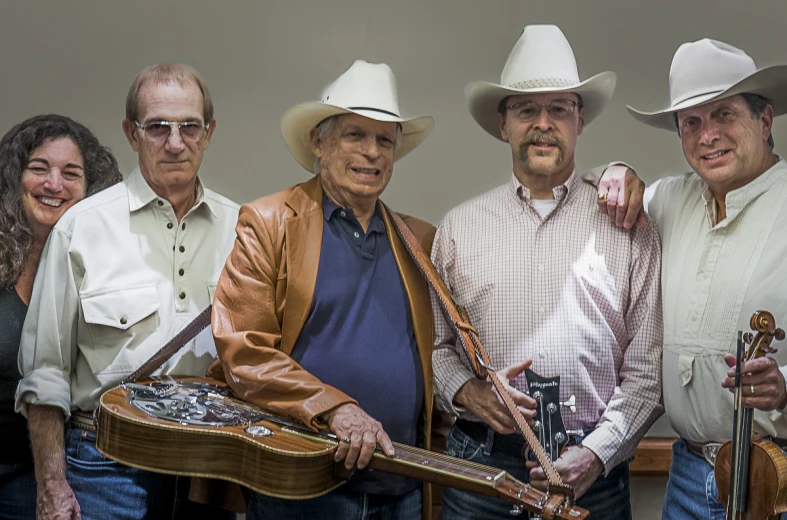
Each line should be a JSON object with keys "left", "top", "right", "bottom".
{"left": 120, "top": 305, "right": 213, "bottom": 385}
{"left": 384, "top": 205, "right": 574, "bottom": 512}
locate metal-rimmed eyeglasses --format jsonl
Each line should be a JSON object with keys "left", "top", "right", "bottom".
{"left": 505, "top": 99, "right": 578, "bottom": 122}
{"left": 135, "top": 120, "right": 209, "bottom": 142}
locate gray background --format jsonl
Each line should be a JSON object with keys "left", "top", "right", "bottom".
{"left": 2, "top": 2, "right": 784, "bottom": 507}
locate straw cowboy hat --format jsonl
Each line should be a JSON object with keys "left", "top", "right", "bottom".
{"left": 628, "top": 38, "right": 787, "bottom": 131}
{"left": 466, "top": 24, "right": 616, "bottom": 140}
{"left": 281, "top": 59, "right": 434, "bottom": 172}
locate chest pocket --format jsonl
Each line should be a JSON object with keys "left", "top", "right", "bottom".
{"left": 80, "top": 284, "right": 160, "bottom": 375}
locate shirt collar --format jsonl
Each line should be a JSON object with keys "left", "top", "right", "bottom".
{"left": 702, "top": 157, "right": 787, "bottom": 227}
{"left": 126, "top": 166, "right": 216, "bottom": 218}
{"left": 322, "top": 194, "right": 385, "bottom": 233}
{"left": 509, "top": 169, "right": 580, "bottom": 205}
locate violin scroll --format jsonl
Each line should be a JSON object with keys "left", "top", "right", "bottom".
{"left": 745, "top": 311, "right": 785, "bottom": 360}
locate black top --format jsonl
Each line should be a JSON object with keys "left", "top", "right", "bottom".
{"left": 0, "top": 285, "right": 32, "bottom": 464}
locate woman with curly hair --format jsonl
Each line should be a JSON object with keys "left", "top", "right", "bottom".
{"left": 0, "top": 114, "right": 121, "bottom": 519}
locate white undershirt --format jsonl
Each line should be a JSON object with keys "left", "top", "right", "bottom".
{"left": 530, "top": 198, "right": 557, "bottom": 218}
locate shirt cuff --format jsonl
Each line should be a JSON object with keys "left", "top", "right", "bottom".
{"left": 14, "top": 368, "right": 72, "bottom": 419}
{"left": 437, "top": 364, "right": 477, "bottom": 417}
{"left": 778, "top": 365, "right": 787, "bottom": 413}
{"left": 579, "top": 423, "right": 622, "bottom": 475}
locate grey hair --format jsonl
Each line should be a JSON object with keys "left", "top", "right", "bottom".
{"left": 312, "top": 114, "right": 403, "bottom": 174}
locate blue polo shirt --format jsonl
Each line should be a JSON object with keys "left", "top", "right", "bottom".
{"left": 290, "top": 195, "right": 424, "bottom": 495}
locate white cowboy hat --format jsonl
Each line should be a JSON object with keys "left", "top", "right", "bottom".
{"left": 628, "top": 38, "right": 787, "bottom": 131}
{"left": 466, "top": 24, "right": 616, "bottom": 140}
{"left": 281, "top": 60, "right": 434, "bottom": 172}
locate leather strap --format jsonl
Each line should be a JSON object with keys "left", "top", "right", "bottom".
{"left": 383, "top": 205, "right": 570, "bottom": 499}
{"left": 121, "top": 305, "right": 213, "bottom": 385}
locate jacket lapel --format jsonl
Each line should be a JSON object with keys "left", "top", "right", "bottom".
{"left": 280, "top": 176, "right": 324, "bottom": 355}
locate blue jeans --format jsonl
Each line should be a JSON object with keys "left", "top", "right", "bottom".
{"left": 65, "top": 427, "right": 234, "bottom": 520}
{"left": 442, "top": 424, "right": 631, "bottom": 519}
{"left": 663, "top": 438, "right": 787, "bottom": 520}
{"left": 0, "top": 462, "right": 36, "bottom": 520}
{"left": 247, "top": 487, "right": 421, "bottom": 520}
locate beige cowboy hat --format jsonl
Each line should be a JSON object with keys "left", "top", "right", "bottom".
{"left": 281, "top": 60, "right": 434, "bottom": 172}
{"left": 628, "top": 38, "right": 787, "bottom": 131}
{"left": 466, "top": 24, "right": 616, "bottom": 140}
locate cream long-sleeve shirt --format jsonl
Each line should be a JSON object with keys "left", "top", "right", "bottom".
{"left": 645, "top": 159, "right": 787, "bottom": 443}
{"left": 15, "top": 167, "right": 239, "bottom": 417}
{"left": 584, "top": 158, "right": 787, "bottom": 442}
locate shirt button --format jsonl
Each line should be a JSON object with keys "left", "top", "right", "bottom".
{"left": 182, "top": 223, "right": 186, "bottom": 230}
{"left": 179, "top": 245, "right": 185, "bottom": 253}
{"left": 157, "top": 200, "right": 164, "bottom": 206}
{"left": 354, "top": 232, "right": 360, "bottom": 238}
{"left": 167, "top": 223, "right": 173, "bottom": 229}
{"left": 539, "top": 306, "right": 545, "bottom": 313}
{"left": 120, "top": 317, "right": 128, "bottom": 325}
{"left": 537, "top": 264, "right": 544, "bottom": 272}
{"left": 178, "top": 269, "right": 185, "bottom": 276}
{"left": 340, "top": 211, "right": 346, "bottom": 218}
{"left": 179, "top": 292, "right": 186, "bottom": 300}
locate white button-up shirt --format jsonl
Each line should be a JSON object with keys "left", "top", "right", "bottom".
{"left": 432, "top": 172, "right": 663, "bottom": 472}
{"left": 647, "top": 159, "right": 787, "bottom": 443}
{"left": 15, "top": 167, "right": 239, "bottom": 417}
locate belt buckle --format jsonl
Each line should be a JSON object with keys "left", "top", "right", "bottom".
{"left": 702, "top": 443, "right": 722, "bottom": 467}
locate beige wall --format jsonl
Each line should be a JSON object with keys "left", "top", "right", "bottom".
{"left": 2, "top": 1, "right": 785, "bottom": 440}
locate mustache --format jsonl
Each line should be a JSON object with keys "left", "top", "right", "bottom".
{"left": 523, "top": 132, "right": 564, "bottom": 147}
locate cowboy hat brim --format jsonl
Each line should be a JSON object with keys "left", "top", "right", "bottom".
{"left": 627, "top": 65, "right": 787, "bottom": 131}
{"left": 465, "top": 71, "right": 616, "bottom": 140}
{"left": 281, "top": 103, "right": 434, "bottom": 172}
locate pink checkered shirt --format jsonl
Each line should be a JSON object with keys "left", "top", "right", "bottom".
{"left": 431, "top": 172, "right": 664, "bottom": 472}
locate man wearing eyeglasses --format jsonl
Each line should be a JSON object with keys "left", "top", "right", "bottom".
{"left": 432, "top": 25, "right": 662, "bottom": 519}
{"left": 16, "top": 64, "right": 239, "bottom": 520}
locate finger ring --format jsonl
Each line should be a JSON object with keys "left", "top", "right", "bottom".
{"left": 342, "top": 436, "right": 351, "bottom": 443}
{"left": 751, "top": 385, "right": 755, "bottom": 396}
{"left": 598, "top": 193, "right": 608, "bottom": 201}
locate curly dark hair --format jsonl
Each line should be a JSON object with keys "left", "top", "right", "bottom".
{"left": 0, "top": 114, "right": 122, "bottom": 287}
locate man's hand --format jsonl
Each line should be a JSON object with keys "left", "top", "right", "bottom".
{"left": 454, "top": 359, "right": 536, "bottom": 434}
{"left": 528, "top": 445, "right": 604, "bottom": 500}
{"left": 37, "top": 478, "right": 81, "bottom": 520}
{"left": 596, "top": 165, "right": 647, "bottom": 229}
{"left": 722, "top": 354, "right": 787, "bottom": 411}
{"left": 323, "top": 403, "right": 394, "bottom": 470}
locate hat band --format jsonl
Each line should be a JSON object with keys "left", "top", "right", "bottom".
{"left": 348, "top": 106, "right": 401, "bottom": 118}
{"left": 506, "top": 77, "right": 578, "bottom": 90}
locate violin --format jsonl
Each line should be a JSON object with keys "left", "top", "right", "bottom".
{"left": 715, "top": 311, "right": 787, "bottom": 519}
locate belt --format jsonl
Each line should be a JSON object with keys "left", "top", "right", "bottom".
{"left": 70, "top": 410, "right": 97, "bottom": 433}
{"left": 685, "top": 437, "right": 787, "bottom": 467}
{"left": 456, "top": 419, "right": 588, "bottom": 456}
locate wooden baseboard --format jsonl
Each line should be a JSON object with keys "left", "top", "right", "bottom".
{"left": 630, "top": 437, "right": 675, "bottom": 476}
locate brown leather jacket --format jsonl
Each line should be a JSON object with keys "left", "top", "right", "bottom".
{"left": 208, "top": 175, "right": 436, "bottom": 517}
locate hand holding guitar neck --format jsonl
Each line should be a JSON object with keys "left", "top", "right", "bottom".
{"left": 528, "top": 445, "right": 603, "bottom": 501}
{"left": 454, "top": 359, "right": 537, "bottom": 435}
{"left": 322, "top": 403, "right": 395, "bottom": 470}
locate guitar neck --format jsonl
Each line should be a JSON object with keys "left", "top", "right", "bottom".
{"left": 371, "top": 441, "right": 511, "bottom": 495}
{"left": 284, "top": 427, "right": 534, "bottom": 506}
